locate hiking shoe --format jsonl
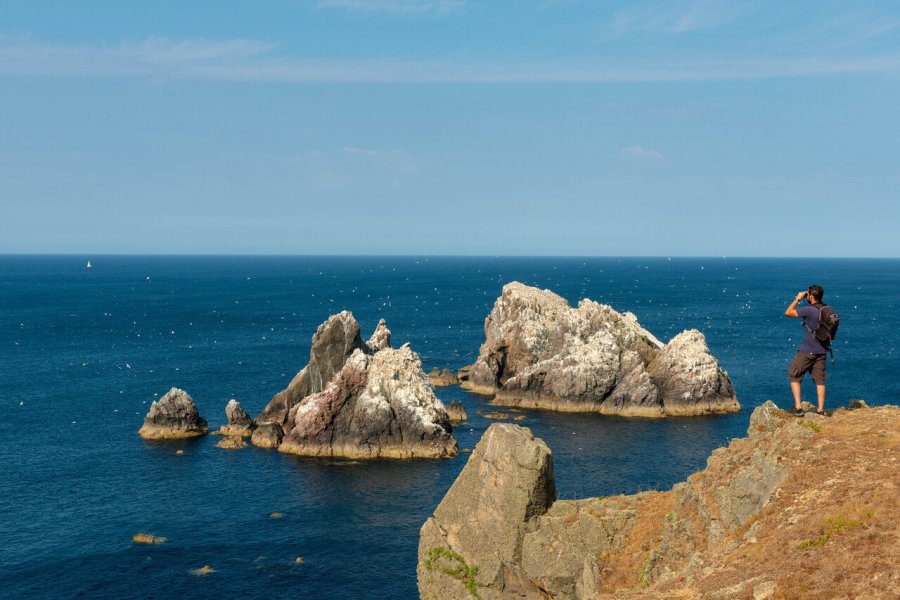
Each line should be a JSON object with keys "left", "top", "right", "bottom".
{"left": 815, "top": 410, "right": 826, "bottom": 416}
{"left": 793, "top": 408, "right": 805, "bottom": 417}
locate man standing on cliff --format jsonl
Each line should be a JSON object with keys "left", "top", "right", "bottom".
{"left": 784, "top": 285, "right": 829, "bottom": 416}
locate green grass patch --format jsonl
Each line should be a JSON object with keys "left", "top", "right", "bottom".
{"left": 638, "top": 555, "right": 652, "bottom": 588}
{"left": 800, "top": 420, "right": 822, "bottom": 433}
{"left": 798, "top": 515, "right": 864, "bottom": 549}
{"left": 425, "top": 547, "right": 482, "bottom": 599}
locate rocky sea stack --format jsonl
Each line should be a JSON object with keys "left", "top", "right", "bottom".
{"left": 279, "top": 345, "right": 457, "bottom": 459}
{"left": 418, "top": 402, "right": 900, "bottom": 599}
{"left": 138, "top": 387, "right": 208, "bottom": 440}
{"left": 257, "top": 312, "right": 457, "bottom": 459}
{"left": 216, "top": 399, "right": 253, "bottom": 437}
{"left": 462, "top": 282, "right": 739, "bottom": 416}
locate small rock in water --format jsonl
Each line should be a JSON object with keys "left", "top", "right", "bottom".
{"left": 445, "top": 400, "right": 467, "bottom": 423}
{"left": 175, "top": 449, "right": 184, "bottom": 455}
{"left": 191, "top": 565, "right": 215, "bottom": 576}
{"left": 215, "top": 435, "right": 245, "bottom": 449}
{"left": 133, "top": 533, "right": 166, "bottom": 544}
{"left": 294, "top": 556, "right": 304, "bottom": 564}
{"left": 270, "top": 512, "right": 283, "bottom": 519}
{"left": 480, "top": 412, "right": 512, "bottom": 420}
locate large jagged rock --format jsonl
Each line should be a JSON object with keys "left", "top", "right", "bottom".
{"left": 138, "top": 387, "right": 208, "bottom": 440}
{"left": 256, "top": 311, "right": 365, "bottom": 427}
{"left": 279, "top": 346, "right": 458, "bottom": 459}
{"left": 216, "top": 399, "right": 253, "bottom": 437}
{"left": 418, "top": 424, "right": 556, "bottom": 600}
{"left": 418, "top": 402, "right": 900, "bottom": 599}
{"left": 462, "top": 282, "right": 738, "bottom": 416}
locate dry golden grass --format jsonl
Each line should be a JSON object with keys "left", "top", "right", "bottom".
{"left": 592, "top": 406, "right": 900, "bottom": 599}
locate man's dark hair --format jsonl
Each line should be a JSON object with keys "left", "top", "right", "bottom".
{"left": 808, "top": 284, "right": 824, "bottom": 302}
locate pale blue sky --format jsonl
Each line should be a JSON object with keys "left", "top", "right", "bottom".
{"left": 1, "top": 1, "right": 898, "bottom": 256}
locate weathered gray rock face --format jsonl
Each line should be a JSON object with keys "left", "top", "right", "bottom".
{"left": 445, "top": 400, "right": 467, "bottom": 423}
{"left": 217, "top": 399, "right": 253, "bottom": 437}
{"left": 256, "top": 311, "right": 365, "bottom": 426}
{"left": 138, "top": 388, "right": 208, "bottom": 440}
{"left": 428, "top": 368, "right": 459, "bottom": 387}
{"left": 463, "top": 282, "right": 739, "bottom": 416}
{"left": 251, "top": 423, "right": 284, "bottom": 449}
{"left": 418, "top": 424, "right": 555, "bottom": 600}
{"left": 417, "top": 403, "right": 796, "bottom": 600}
{"left": 280, "top": 346, "right": 457, "bottom": 459}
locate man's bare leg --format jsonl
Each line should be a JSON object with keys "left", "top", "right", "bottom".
{"left": 816, "top": 385, "right": 825, "bottom": 413}
{"left": 791, "top": 381, "right": 802, "bottom": 410}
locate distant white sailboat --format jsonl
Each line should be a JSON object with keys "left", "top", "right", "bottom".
{"left": 86, "top": 260, "right": 92, "bottom": 269}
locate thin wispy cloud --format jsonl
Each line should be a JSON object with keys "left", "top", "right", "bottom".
{"left": 317, "top": 0, "right": 466, "bottom": 15}
{"left": 0, "top": 35, "right": 898, "bottom": 83}
{"left": 619, "top": 145, "right": 667, "bottom": 163}
{"left": 612, "top": 0, "right": 747, "bottom": 35}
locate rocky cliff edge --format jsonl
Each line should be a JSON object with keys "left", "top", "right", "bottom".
{"left": 417, "top": 402, "right": 899, "bottom": 599}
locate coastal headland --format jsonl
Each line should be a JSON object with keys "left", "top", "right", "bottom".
{"left": 418, "top": 402, "right": 899, "bottom": 599}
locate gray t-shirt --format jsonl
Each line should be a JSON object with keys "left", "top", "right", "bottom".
{"left": 798, "top": 305, "right": 829, "bottom": 355}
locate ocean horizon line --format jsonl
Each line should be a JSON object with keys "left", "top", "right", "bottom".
{"left": 2, "top": 253, "right": 898, "bottom": 261}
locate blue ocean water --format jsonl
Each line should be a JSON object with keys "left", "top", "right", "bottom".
{"left": 0, "top": 256, "right": 896, "bottom": 599}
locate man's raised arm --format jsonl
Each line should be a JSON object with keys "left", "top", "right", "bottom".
{"left": 785, "top": 290, "right": 807, "bottom": 318}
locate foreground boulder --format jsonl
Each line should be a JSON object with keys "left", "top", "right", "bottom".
{"left": 216, "top": 399, "right": 253, "bottom": 436}
{"left": 418, "top": 402, "right": 900, "bottom": 599}
{"left": 255, "top": 311, "right": 365, "bottom": 427}
{"left": 138, "top": 388, "right": 208, "bottom": 439}
{"left": 418, "top": 424, "right": 555, "bottom": 599}
{"left": 462, "top": 282, "right": 738, "bottom": 416}
{"left": 279, "top": 346, "right": 458, "bottom": 459}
